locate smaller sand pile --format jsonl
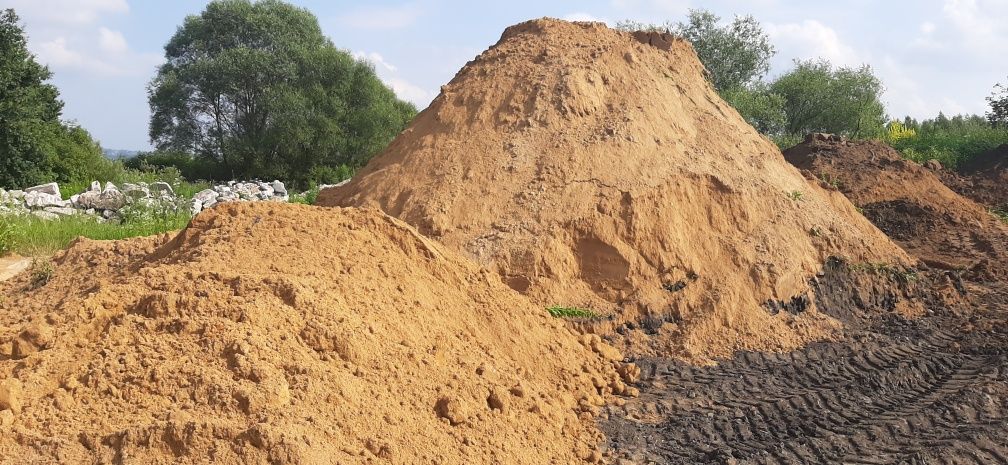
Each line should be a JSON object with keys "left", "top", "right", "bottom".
{"left": 0, "top": 203, "right": 631, "bottom": 464}
{"left": 785, "top": 136, "right": 1008, "bottom": 279}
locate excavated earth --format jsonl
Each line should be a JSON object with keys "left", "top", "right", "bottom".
{"left": 599, "top": 138, "right": 1008, "bottom": 463}
{"left": 0, "top": 203, "right": 635, "bottom": 464}
{"left": 320, "top": 19, "right": 909, "bottom": 362}
{"left": 2, "top": 19, "right": 1008, "bottom": 465}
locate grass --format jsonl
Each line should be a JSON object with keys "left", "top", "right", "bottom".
{"left": 290, "top": 184, "right": 321, "bottom": 205}
{"left": 788, "top": 190, "right": 804, "bottom": 201}
{"left": 1, "top": 212, "right": 190, "bottom": 256}
{"left": 546, "top": 305, "right": 599, "bottom": 319}
{"left": 0, "top": 218, "right": 16, "bottom": 256}
{"left": 991, "top": 207, "right": 1008, "bottom": 224}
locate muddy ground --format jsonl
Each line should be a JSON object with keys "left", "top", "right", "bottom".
{"left": 602, "top": 144, "right": 1008, "bottom": 464}
{"left": 602, "top": 263, "right": 1007, "bottom": 464}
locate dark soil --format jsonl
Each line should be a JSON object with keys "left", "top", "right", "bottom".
{"left": 600, "top": 138, "right": 1008, "bottom": 464}
{"left": 783, "top": 138, "right": 1008, "bottom": 278}
{"left": 601, "top": 261, "right": 1008, "bottom": 464}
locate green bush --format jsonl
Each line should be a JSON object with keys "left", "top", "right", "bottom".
{"left": 886, "top": 124, "right": 1008, "bottom": 168}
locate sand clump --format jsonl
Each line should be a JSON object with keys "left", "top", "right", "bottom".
{"left": 319, "top": 19, "right": 908, "bottom": 360}
{"left": 0, "top": 202, "right": 632, "bottom": 464}
{"left": 785, "top": 137, "right": 1008, "bottom": 279}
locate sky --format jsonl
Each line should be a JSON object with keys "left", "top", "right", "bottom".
{"left": 7, "top": 0, "right": 1008, "bottom": 150}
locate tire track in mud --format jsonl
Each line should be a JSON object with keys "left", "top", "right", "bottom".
{"left": 602, "top": 299, "right": 1008, "bottom": 464}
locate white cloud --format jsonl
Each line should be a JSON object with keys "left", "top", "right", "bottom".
{"left": 31, "top": 33, "right": 159, "bottom": 77}
{"left": 562, "top": 12, "right": 609, "bottom": 24}
{"left": 7, "top": 0, "right": 128, "bottom": 25}
{"left": 98, "top": 27, "right": 128, "bottom": 54}
{"left": 337, "top": 4, "right": 422, "bottom": 30}
{"left": 352, "top": 50, "right": 435, "bottom": 108}
{"left": 385, "top": 77, "right": 437, "bottom": 107}
{"left": 920, "top": 22, "right": 936, "bottom": 34}
{"left": 353, "top": 51, "right": 397, "bottom": 72}
{"left": 766, "top": 20, "right": 861, "bottom": 67}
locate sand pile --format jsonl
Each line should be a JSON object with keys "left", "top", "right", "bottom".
{"left": 318, "top": 19, "right": 907, "bottom": 360}
{"left": 785, "top": 137, "right": 1008, "bottom": 278}
{"left": 0, "top": 202, "right": 632, "bottom": 464}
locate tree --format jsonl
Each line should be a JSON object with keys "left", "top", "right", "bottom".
{"left": 616, "top": 9, "right": 775, "bottom": 92}
{"left": 0, "top": 8, "right": 109, "bottom": 189}
{"left": 720, "top": 82, "right": 787, "bottom": 135}
{"left": 988, "top": 80, "right": 1008, "bottom": 127}
{"left": 148, "top": 0, "right": 416, "bottom": 188}
{"left": 769, "top": 59, "right": 886, "bottom": 137}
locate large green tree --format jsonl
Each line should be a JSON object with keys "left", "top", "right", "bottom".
{"left": 0, "top": 9, "right": 110, "bottom": 189}
{"left": 148, "top": 0, "right": 416, "bottom": 187}
{"left": 616, "top": 9, "right": 775, "bottom": 92}
{"left": 988, "top": 79, "right": 1008, "bottom": 127}
{"left": 770, "top": 59, "right": 886, "bottom": 137}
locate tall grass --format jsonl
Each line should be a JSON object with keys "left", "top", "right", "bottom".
{"left": 1, "top": 212, "right": 190, "bottom": 256}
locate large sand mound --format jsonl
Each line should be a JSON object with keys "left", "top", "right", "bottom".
{"left": 0, "top": 202, "right": 632, "bottom": 464}
{"left": 785, "top": 136, "right": 1008, "bottom": 279}
{"left": 319, "top": 19, "right": 907, "bottom": 360}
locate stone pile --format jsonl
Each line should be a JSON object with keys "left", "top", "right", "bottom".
{"left": 0, "top": 180, "right": 290, "bottom": 221}
{"left": 190, "top": 180, "right": 288, "bottom": 215}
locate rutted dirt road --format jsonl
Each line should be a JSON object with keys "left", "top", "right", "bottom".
{"left": 603, "top": 280, "right": 1008, "bottom": 464}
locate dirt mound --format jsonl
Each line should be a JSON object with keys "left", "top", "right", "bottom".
{"left": 938, "top": 144, "right": 1008, "bottom": 211}
{"left": 318, "top": 19, "right": 907, "bottom": 361}
{"left": 0, "top": 202, "right": 632, "bottom": 464}
{"left": 784, "top": 138, "right": 1008, "bottom": 278}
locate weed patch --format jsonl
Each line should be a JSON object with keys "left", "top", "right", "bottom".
{"left": 29, "top": 258, "right": 54, "bottom": 288}
{"left": 546, "top": 306, "right": 599, "bottom": 319}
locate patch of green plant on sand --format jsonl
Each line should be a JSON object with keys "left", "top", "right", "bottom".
{"left": 546, "top": 306, "right": 600, "bottom": 319}
{"left": 991, "top": 207, "right": 1008, "bottom": 224}
{"left": 29, "top": 258, "right": 54, "bottom": 289}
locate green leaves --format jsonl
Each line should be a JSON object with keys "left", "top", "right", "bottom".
{"left": 988, "top": 80, "right": 1008, "bottom": 127}
{"left": 770, "top": 59, "right": 886, "bottom": 138}
{"left": 617, "top": 9, "right": 775, "bottom": 92}
{"left": 148, "top": 0, "right": 416, "bottom": 189}
{"left": 0, "top": 8, "right": 108, "bottom": 189}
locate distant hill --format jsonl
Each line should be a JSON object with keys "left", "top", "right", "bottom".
{"left": 103, "top": 149, "right": 140, "bottom": 160}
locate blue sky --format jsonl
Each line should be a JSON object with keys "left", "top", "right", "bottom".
{"left": 9, "top": 0, "right": 1008, "bottom": 150}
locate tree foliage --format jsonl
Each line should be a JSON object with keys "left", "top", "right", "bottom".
{"left": 148, "top": 0, "right": 416, "bottom": 188}
{"left": 720, "top": 83, "right": 787, "bottom": 135}
{"left": 0, "top": 9, "right": 111, "bottom": 190}
{"left": 988, "top": 80, "right": 1008, "bottom": 127}
{"left": 616, "top": 9, "right": 775, "bottom": 92}
{"left": 769, "top": 59, "right": 886, "bottom": 138}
